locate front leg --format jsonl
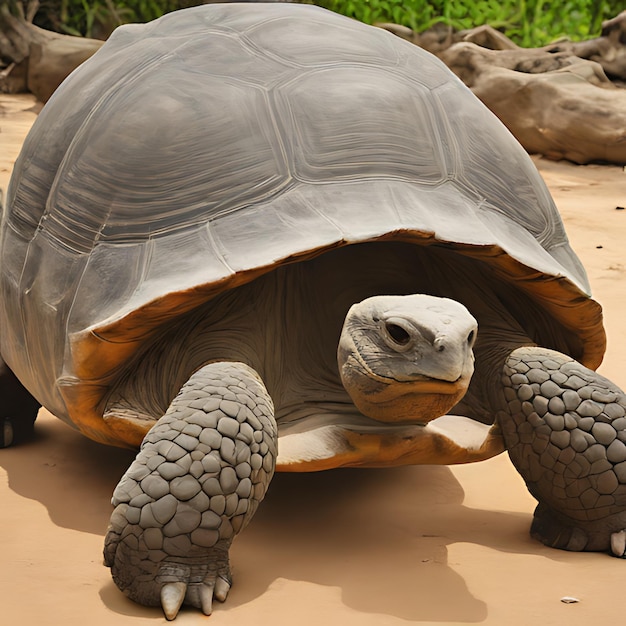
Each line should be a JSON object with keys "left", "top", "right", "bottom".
{"left": 104, "top": 362, "right": 277, "bottom": 619}
{"left": 498, "top": 346, "right": 626, "bottom": 555}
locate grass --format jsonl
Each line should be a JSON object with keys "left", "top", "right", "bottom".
{"left": 316, "top": 0, "right": 623, "bottom": 46}
{"left": 9, "top": 0, "right": 625, "bottom": 45}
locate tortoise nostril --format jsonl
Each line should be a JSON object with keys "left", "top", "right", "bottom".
{"left": 433, "top": 337, "right": 446, "bottom": 352}
{"left": 385, "top": 322, "right": 411, "bottom": 346}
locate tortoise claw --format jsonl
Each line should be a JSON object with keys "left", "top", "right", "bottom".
{"left": 610, "top": 530, "right": 626, "bottom": 558}
{"left": 199, "top": 583, "right": 214, "bottom": 616}
{"left": 161, "top": 582, "right": 187, "bottom": 621}
{"left": 214, "top": 574, "right": 231, "bottom": 603}
{"left": 197, "top": 572, "right": 231, "bottom": 615}
{"left": 159, "top": 572, "right": 230, "bottom": 619}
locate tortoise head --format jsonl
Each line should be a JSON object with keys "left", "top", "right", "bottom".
{"left": 338, "top": 295, "right": 477, "bottom": 423}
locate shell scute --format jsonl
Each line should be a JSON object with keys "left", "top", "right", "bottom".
{"left": 0, "top": 3, "right": 604, "bottom": 446}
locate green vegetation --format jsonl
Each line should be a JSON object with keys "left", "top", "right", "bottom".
{"left": 24, "top": 0, "right": 191, "bottom": 38}
{"left": 316, "top": 0, "right": 623, "bottom": 46}
{"left": 8, "top": 0, "right": 625, "bottom": 45}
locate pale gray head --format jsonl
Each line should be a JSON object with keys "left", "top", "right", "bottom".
{"left": 338, "top": 294, "right": 477, "bottom": 423}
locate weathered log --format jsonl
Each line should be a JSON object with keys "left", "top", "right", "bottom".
{"left": 544, "top": 11, "right": 626, "bottom": 83}
{"left": 441, "top": 42, "right": 615, "bottom": 89}
{"left": 444, "top": 43, "right": 626, "bottom": 164}
{"left": 380, "top": 12, "right": 626, "bottom": 83}
{"left": 0, "top": 7, "right": 102, "bottom": 99}
{"left": 27, "top": 35, "right": 102, "bottom": 101}
{"left": 0, "top": 5, "right": 32, "bottom": 73}
{"left": 456, "top": 24, "right": 519, "bottom": 51}
{"left": 376, "top": 22, "right": 454, "bottom": 55}
{"left": 379, "top": 13, "right": 626, "bottom": 164}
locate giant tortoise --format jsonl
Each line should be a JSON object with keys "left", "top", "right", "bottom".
{"left": 2, "top": 3, "right": 626, "bottom": 620}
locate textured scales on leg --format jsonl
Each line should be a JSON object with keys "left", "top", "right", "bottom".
{"left": 498, "top": 346, "right": 626, "bottom": 555}
{"left": 104, "top": 362, "right": 277, "bottom": 619}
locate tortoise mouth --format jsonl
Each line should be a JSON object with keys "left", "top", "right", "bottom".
{"left": 364, "top": 368, "right": 467, "bottom": 392}
{"left": 340, "top": 347, "right": 472, "bottom": 424}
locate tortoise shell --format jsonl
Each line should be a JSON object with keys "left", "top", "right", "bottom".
{"left": 0, "top": 3, "right": 604, "bottom": 448}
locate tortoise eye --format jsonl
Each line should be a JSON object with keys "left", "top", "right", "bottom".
{"left": 385, "top": 322, "right": 411, "bottom": 346}
{"left": 467, "top": 330, "right": 475, "bottom": 345}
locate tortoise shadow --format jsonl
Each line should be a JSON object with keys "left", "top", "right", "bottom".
{"left": 223, "top": 469, "right": 533, "bottom": 622}
{"left": 0, "top": 410, "right": 542, "bottom": 622}
{"left": 0, "top": 411, "right": 136, "bottom": 534}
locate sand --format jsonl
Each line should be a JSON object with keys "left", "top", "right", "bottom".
{"left": 0, "top": 93, "right": 625, "bottom": 626}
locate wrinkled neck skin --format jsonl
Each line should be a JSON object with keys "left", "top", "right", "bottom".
{"left": 105, "top": 242, "right": 546, "bottom": 432}
{"left": 459, "top": 312, "right": 535, "bottom": 423}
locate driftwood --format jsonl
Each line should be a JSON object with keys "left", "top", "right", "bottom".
{"left": 379, "top": 12, "right": 626, "bottom": 164}
{"left": 556, "top": 12, "right": 626, "bottom": 84}
{"left": 445, "top": 45, "right": 626, "bottom": 164}
{"left": 379, "top": 11, "right": 626, "bottom": 83}
{"left": 0, "top": 6, "right": 102, "bottom": 101}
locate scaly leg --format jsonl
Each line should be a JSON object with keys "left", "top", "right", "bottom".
{"left": 497, "top": 346, "right": 626, "bottom": 555}
{"left": 104, "top": 361, "right": 277, "bottom": 619}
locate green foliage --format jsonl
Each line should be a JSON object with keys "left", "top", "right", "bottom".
{"left": 315, "top": 0, "right": 623, "bottom": 46}
{"left": 31, "top": 0, "right": 191, "bottom": 39}
{"left": 15, "top": 0, "right": 626, "bottom": 45}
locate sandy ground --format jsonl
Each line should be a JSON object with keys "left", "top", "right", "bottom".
{"left": 0, "top": 93, "right": 625, "bottom": 626}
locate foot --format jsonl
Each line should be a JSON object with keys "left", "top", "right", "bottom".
{"left": 531, "top": 502, "right": 626, "bottom": 556}
{"left": 104, "top": 362, "right": 277, "bottom": 619}
{"left": 0, "top": 357, "right": 40, "bottom": 447}
{"left": 497, "top": 346, "right": 626, "bottom": 555}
